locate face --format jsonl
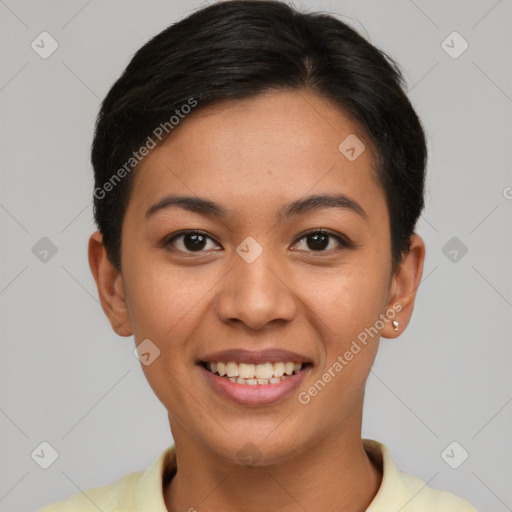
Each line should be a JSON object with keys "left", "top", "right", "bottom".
{"left": 90, "top": 90, "right": 425, "bottom": 466}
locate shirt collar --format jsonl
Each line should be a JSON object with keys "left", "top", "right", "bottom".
{"left": 136, "top": 438, "right": 410, "bottom": 511}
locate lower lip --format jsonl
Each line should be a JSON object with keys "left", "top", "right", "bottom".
{"left": 198, "top": 364, "right": 310, "bottom": 406}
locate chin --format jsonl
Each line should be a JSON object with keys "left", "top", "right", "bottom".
{"left": 208, "top": 428, "right": 309, "bottom": 468}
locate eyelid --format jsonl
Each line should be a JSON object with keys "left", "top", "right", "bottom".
{"left": 163, "top": 228, "right": 353, "bottom": 254}
{"left": 163, "top": 230, "right": 222, "bottom": 252}
{"left": 291, "top": 228, "right": 353, "bottom": 251}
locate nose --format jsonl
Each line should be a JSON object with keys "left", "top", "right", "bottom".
{"left": 215, "top": 249, "right": 297, "bottom": 330}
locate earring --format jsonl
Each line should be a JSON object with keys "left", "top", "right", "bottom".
{"left": 392, "top": 320, "right": 400, "bottom": 331}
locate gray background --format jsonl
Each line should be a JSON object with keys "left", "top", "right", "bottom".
{"left": 1, "top": 1, "right": 511, "bottom": 511}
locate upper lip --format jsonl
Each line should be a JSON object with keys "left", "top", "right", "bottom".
{"left": 199, "top": 348, "right": 310, "bottom": 365}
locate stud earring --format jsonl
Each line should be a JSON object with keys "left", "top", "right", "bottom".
{"left": 392, "top": 320, "right": 400, "bottom": 331}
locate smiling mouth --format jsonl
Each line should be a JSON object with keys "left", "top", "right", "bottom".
{"left": 201, "top": 361, "right": 308, "bottom": 385}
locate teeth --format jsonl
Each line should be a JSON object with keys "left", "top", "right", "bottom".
{"left": 205, "top": 360, "right": 304, "bottom": 383}
{"left": 273, "top": 362, "right": 285, "bottom": 377}
{"left": 284, "top": 362, "right": 295, "bottom": 375}
{"left": 226, "top": 361, "right": 238, "bottom": 377}
{"left": 235, "top": 375, "right": 291, "bottom": 385}
{"left": 255, "top": 362, "right": 274, "bottom": 379}
{"left": 238, "top": 363, "right": 255, "bottom": 379}
{"left": 217, "top": 362, "right": 227, "bottom": 376}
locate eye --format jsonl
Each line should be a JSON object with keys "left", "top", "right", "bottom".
{"left": 164, "top": 230, "right": 221, "bottom": 253}
{"left": 163, "top": 229, "right": 352, "bottom": 255}
{"left": 292, "top": 229, "right": 351, "bottom": 253}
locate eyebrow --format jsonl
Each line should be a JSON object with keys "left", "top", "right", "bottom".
{"left": 145, "top": 193, "right": 368, "bottom": 221}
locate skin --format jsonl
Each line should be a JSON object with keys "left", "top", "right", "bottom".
{"left": 89, "top": 90, "right": 425, "bottom": 512}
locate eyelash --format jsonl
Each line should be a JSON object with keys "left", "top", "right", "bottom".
{"left": 163, "top": 229, "right": 352, "bottom": 255}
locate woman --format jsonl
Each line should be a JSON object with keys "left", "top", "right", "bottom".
{"left": 40, "top": 1, "right": 477, "bottom": 510}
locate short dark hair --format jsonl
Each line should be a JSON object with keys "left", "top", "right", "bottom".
{"left": 91, "top": 0, "right": 426, "bottom": 272}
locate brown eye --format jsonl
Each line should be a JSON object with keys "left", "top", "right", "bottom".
{"left": 293, "top": 229, "right": 351, "bottom": 252}
{"left": 164, "top": 231, "right": 220, "bottom": 253}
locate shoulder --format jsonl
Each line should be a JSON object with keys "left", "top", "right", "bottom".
{"left": 397, "top": 470, "right": 478, "bottom": 511}
{"left": 37, "top": 470, "right": 143, "bottom": 511}
{"left": 363, "top": 439, "right": 478, "bottom": 512}
{"left": 37, "top": 445, "right": 175, "bottom": 512}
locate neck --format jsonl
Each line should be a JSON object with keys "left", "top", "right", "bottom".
{"left": 164, "top": 411, "right": 382, "bottom": 512}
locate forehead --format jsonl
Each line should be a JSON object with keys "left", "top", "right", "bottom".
{"left": 127, "top": 90, "right": 385, "bottom": 223}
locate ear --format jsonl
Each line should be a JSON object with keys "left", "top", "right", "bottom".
{"left": 381, "top": 234, "right": 426, "bottom": 339}
{"left": 88, "top": 231, "right": 133, "bottom": 337}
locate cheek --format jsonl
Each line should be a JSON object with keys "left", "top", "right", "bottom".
{"left": 124, "top": 254, "right": 209, "bottom": 340}
{"left": 124, "top": 264, "right": 211, "bottom": 411}
{"left": 301, "top": 262, "right": 390, "bottom": 341}
{"left": 294, "top": 269, "right": 388, "bottom": 421}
